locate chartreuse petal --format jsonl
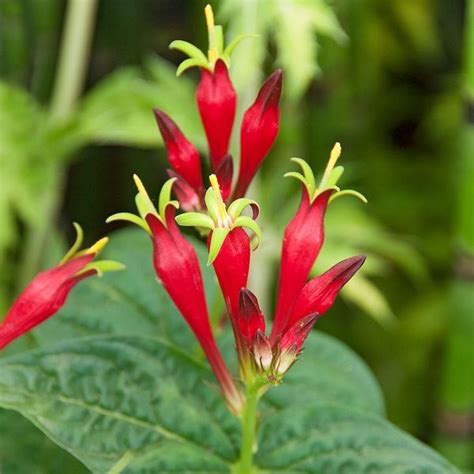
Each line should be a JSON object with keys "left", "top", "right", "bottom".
{"left": 134, "top": 175, "right": 158, "bottom": 220}
{"left": 76, "top": 260, "right": 126, "bottom": 278}
{"left": 232, "top": 216, "right": 263, "bottom": 250}
{"left": 326, "top": 165, "right": 345, "bottom": 188}
{"left": 158, "top": 178, "right": 179, "bottom": 222}
{"left": 330, "top": 189, "right": 368, "bottom": 204}
{"left": 176, "top": 212, "right": 214, "bottom": 229}
{"left": 169, "top": 40, "right": 208, "bottom": 63}
{"left": 223, "top": 33, "right": 257, "bottom": 59}
{"left": 227, "top": 198, "right": 260, "bottom": 221}
{"left": 60, "top": 222, "right": 84, "bottom": 264}
{"left": 106, "top": 213, "right": 150, "bottom": 234}
{"left": 176, "top": 58, "right": 209, "bottom": 76}
{"left": 284, "top": 157, "right": 317, "bottom": 199}
{"left": 208, "top": 227, "right": 230, "bottom": 266}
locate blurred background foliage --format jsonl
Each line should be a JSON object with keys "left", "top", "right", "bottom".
{"left": 0, "top": 0, "right": 472, "bottom": 471}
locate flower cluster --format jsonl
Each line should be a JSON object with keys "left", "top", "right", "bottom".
{"left": 153, "top": 4, "right": 282, "bottom": 211}
{"left": 0, "top": 6, "right": 366, "bottom": 416}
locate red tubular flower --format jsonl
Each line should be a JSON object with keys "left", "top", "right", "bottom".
{"left": 286, "top": 255, "right": 366, "bottom": 331}
{"left": 197, "top": 59, "right": 236, "bottom": 171}
{"left": 0, "top": 227, "right": 122, "bottom": 350}
{"left": 210, "top": 227, "right": 250, "bottom": 339}
{"left": 233, "top": 70, "right": 283, "bottom": 199}
{"left": 270, "top": 188, "right": 334, "bottom": 344}
{"left": 108, "top": 176, "right": 243, "bottom": 414}
{"left": 153, "top": 108, "right": 204, "bottom": 194}
{"left": 237, "top": 288, "right": 265, "bottom": 347}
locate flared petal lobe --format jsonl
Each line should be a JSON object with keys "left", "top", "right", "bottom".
{"left": 197, "top": 60, "right": 236, "bottom": 170}
{"left": 270, "top": 188, "right": 334, "bottom": 343}
{"left": 0, "top": 254, "right": 95, "bottom": 350}
{"left": 146, "top": 209, "right": 242, "bottom": 413}
{"left": 234, "top": 70, "right": 283, "bottom": 198}
{"left": 153, "top": 109, "right": 203, "bottom": 192}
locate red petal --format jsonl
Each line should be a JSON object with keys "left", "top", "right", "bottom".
{"left": 153, "top": 109, "right": 203, "bottom": 191}
{"left": 167, "top": 169, "right": 203, "bottom": 211}
{"left": 237, "top": 288, "right": 265, "bottom": 345}
{"left": 280, "top": 313, "right": 318, "bottom": 352}
{"left": 215, "top": 154, "right": 233, "bottom": 202}
{"left": 233, "top": 70, "right": 283, "bottom": 198}
{"left": 209, "top": 227, "right": 250, "bottom": 350}
{"left": 145, "top": 212, "right": 241, "bottom": 411}
{"left": 0, "top": 254, "right": 95, "bottom": 350}
{"left": 287, "top": 255, "right": 366, "bottom": 330}
{"left": 270, "top": 188, "right": 333, "bottom": 344}
{"left": 197, "top": 60, "right": 236, "bottom": 170}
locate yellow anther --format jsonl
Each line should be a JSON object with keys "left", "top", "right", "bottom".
{"left": 209, "top": 174, "right": 230, "bottom": 226}
{"left": 321, "top": 142, "right": 342, "bottom": 186}
{"left": 133, "top": 174, "right": 148, "bottom": 196}
{"left": 86, "top": 237, "right": 109, "bottom": 255}
{"left": 330, "top": 142, "right": 342, "bottom": 166}
{"left": 205, "top": 4, "right": 218, "bottom": 65}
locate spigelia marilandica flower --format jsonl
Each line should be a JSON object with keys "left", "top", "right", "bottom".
{"left": 226, "top": 144, "right": 367, "bottom": 384}
{"left": 176, "top": 175, "right": 262, "bottom": 381}
{"left": 270, "top": 142, "right": 367, "bottom": 343}
{"left": 0, "top": 225, "right": 123, "bottom": 350}
{"left": 154, "top": 5, "right": 283, "bottom": 209}
{"left": 107, "top": 176, "right": 243, "bottom": 414}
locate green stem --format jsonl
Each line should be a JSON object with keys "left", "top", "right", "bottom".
{"left": 237, "top": 383, "right": 259, "bottom": 474}
{"left": 16, "top": 0, "right": 98, "bottom": 292}
{"left": 50, "top": 0, "right": 98, "bottom": 119}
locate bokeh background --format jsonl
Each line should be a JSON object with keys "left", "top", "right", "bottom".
{"left": 0, "top": 0, "right": 472, "bottom": 471}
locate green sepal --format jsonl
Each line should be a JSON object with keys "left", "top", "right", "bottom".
{"left": 106, "top": 213, "right": 150, "bottom": 234}
{"left": 76, "top": 260, "right": 126, "bottom": 278}
{"left": 326, "top": 165, "right": 345, "bottom": 188}
{"left": 176, "top": 212, "right": 214, "bottom": 229}
{"left": 176, "top": 57, "right": 209, "bottom": 76}
{"left": 60, "top": 222, "right": 84, "bottom": 264}
{"left": 232, "top": 216, "right": 263, "bottom": 250}
{"left": 207, "top": 227, "right": 230, "bottom": 266}
{"left": 169, "top": 40, "right": 208, "bottom": 63}
{"left": 223, "top": 33, "right": 257, "bottom": 60}
{"left": 330, "top": 189, "right": 368, "bottom": 204}
{"left": 158, "top": 178, "right": 179, "bottom": 222}
{"left": 227, "top": 198, "right": 260, "bottom": 221}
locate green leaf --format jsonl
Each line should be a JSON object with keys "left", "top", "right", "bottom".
{"left": 0, "top": 336, "right": 238, "bottom": 473}
{"left": 0, "top": 333, "right": 457, "bottom": 473}
{"left": 256, "top": 404, "right": 459, "bottom": 473}
{"left": 0, "top": 409, "right": 86, "bottom": 473}
{"left": 263, "top": 331, "right": 385, "bottom": 415}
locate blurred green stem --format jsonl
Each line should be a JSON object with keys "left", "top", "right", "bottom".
{"left": 17, "top": 0, "right": 98, "bottom": 291}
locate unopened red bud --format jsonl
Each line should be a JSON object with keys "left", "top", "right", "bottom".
{"left": 154, "top": 109, "right": 203, "bottom": 192}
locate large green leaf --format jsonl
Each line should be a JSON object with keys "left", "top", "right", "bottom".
{"left": 0, "top": 409, "right": 86, "bottom": 473}
{"left": 0, "top": 333, "right": 457, "bottom": 473}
